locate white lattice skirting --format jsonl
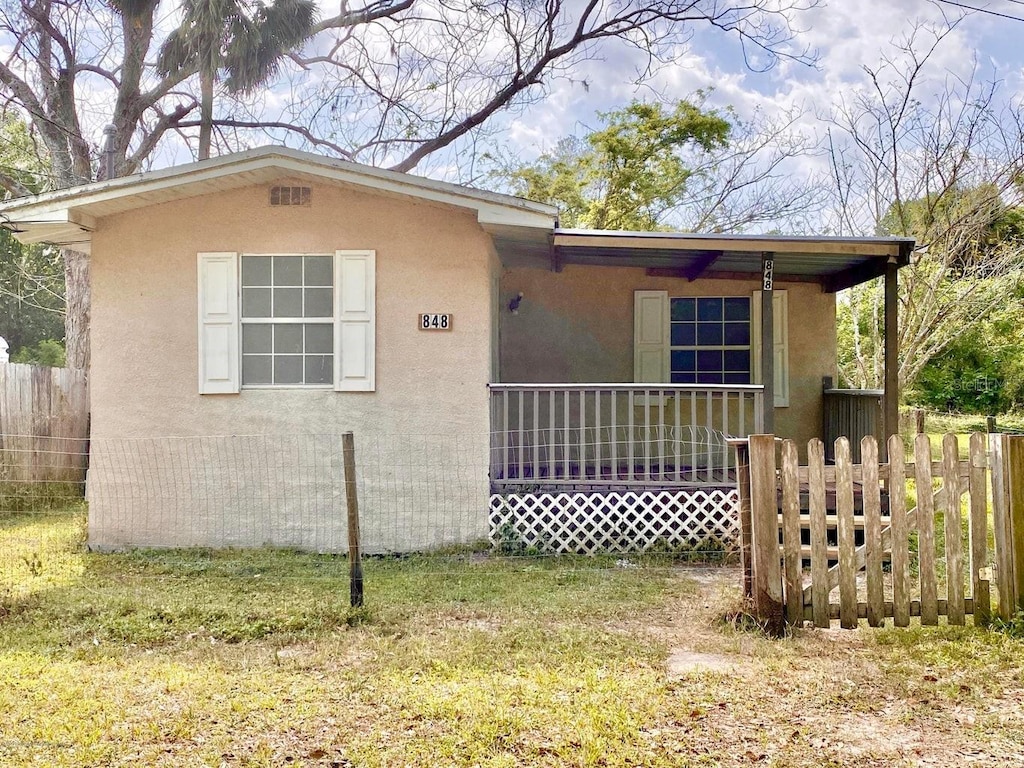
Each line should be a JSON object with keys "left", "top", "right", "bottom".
{"left": 489, "top": 489, "right": 740, "bottom": 555}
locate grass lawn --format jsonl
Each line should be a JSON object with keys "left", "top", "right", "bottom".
{"left": 3, "top": 511, "right": 1024, "bottom": 767}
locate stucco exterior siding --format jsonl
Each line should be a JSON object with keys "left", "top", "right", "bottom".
{"left": 498, "top": 264, "right": 837, "bottom": 448}
{"left": 86, "top": 181, "right": 494, "bottom": 553}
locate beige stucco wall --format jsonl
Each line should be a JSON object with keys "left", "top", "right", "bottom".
{"left": 498, "top": 264, "right": 837, "bottom": 448}
{"left": 86, "top": 181, "right": 494, "bottom": 553}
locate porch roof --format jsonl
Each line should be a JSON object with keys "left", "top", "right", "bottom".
{"left": 495, "top": 229, "right": 916, "bottom": 293}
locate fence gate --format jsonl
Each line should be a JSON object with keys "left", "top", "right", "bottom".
{"left": 737, "top": 433, "right": 1024, "bottom": 633}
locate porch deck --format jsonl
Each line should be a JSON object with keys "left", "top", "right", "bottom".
{"left": 489, "top": 383, "right": 764, "bottom": 491}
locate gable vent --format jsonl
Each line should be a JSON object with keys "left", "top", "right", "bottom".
{"left": 270, "top": 185, "right": 311, "bottom": 206}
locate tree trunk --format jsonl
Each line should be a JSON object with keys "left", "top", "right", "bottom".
{"left": 199, "top": 68, "right": 214, "bottom": 161}
{"left": 63, "top": 247, "right": 90, "bottom": 371}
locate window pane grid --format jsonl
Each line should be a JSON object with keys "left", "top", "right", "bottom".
{"left": 669, "top": 297, "right": 751, "bottom": 385}
{"left": 240, "top": 255, "right": 334, "bottom": 387}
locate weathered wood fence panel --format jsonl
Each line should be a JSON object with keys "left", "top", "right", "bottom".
{"left": 741, "top": 432, "right": 1023, "bottom": 630}
{"left": 0, "top": 362, "right": 89, "bottom": 484}
{"left": 991, "top": 433, "right": 1024, "bottom": 618}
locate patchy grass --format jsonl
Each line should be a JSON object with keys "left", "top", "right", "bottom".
{"left": 2, "top": 512, "right": 1024, "bottom": 766}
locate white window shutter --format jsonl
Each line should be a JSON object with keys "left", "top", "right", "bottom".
{"left": 633, "top": 290, "right": 669, "bottom": 383}
{"left": 197, "top": 252, "right": 239, "bottom": 394}
{"left": 335, "top": 250, "right": 376, "bottom": 392}
{"left": 751, "top": 290, "right": 790, "bottom": 407}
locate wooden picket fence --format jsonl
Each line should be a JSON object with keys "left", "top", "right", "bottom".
{"left": 736, "top": 432, "right": 1024, "bottom": 633}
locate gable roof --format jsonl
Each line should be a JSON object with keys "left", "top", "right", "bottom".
{"left": 0, "top": 146, "right": 558, "bottom": 254}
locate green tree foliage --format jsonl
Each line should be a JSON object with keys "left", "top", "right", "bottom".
{"left": 908, "top": 298, "right": 1024, "bottom": 414}
{"left": 0, "top": 230, "right": 64, "bottom": 359}
{"left": 0, "top": 117, "right": 64, "bottom": 362}
{"left": 506, "top": 98, "right": 730, "bottom": 230}
{"left": 827, "top": 24, "right": 1024, "bottom": 396}
{"left": 11, "top": 339, "right": 66, "bottom": 368}
{"left": 836, "top": 186, "right": 1024, "bottom": 395}
{"left": 157, "top": 0, "right": 318, "bottom": 160}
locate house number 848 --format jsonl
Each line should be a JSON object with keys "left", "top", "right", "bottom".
{"left": 419, "top": 313, "right": 452, "bottom": 330}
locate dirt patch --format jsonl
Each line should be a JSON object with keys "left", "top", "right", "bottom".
{"left": 666, "top": 649, "right": 742, "bottom": 676}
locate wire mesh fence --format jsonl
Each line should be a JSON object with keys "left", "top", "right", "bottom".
{"left": 1, "top": 431, "right": 741, "bottom": 606}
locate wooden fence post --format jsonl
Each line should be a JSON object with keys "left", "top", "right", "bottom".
{"left": 835, "top": 437, "right": 858, "bottom": 629}
{"left": 861, "top": 436, "right": 884, "bottom": 627}
{"left": 807, "top": 439, "right": 829, "bottom": 628}
{"left": 732, "top": 439, "right": 754, "bottom": 599}
{"left": 888, "top": 435, "right": 911, "bottom": 627}
{"left": 942, "top": 434, "right": 965, "bottom": 625}
{"left": 748, "top": 434, "right": 784, "bottom": 634}
{"left": 1005, "top": 435, "right": 1024, "bottom": 614}
{"left": 342, "top": 431, "right": 364, "bottom": 608}
{"left": 991, "top": 433, "right": 1013, "bottom": 620}
{"left": 780, "top": 439, "right": 803, "bottom": 626}
{"left": 915, "top": 433, "right": 939, "bottom": 625}
{"left": 969, "top": 433, "right": 990, "bottom": 626}
{"left": 915, "top": 409, "right": 926, "bottom": 436}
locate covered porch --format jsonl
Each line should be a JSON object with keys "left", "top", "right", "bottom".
{"left": 487, "top": 229, "right": 914, "bottom": 493}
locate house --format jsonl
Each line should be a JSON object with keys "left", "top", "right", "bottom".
{"left": 0, "top": 147, "right": 913, "bottom": 553}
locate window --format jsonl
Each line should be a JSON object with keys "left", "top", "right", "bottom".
{"left": 240, "top": 254, "right": 334, "bottom": 387}
{"left": 197, "top": 250, "right": 375, "bottom": 394}
{"left": 669, "top": 297, "right": 751, "bottom": 385}
{"left": 632, "top": 289, "right": 788, "bottom": 406}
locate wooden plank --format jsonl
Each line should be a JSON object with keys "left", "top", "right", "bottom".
{"left": 775, "top": 513, "right": 891, "bottom": 528}
{"left": 969, "top": 432, "right": 990, "bottom": 625}
{"left": 943, "top": 433, "right": 965, "bottom": 625}
{"left": 781, "top": 544, "right": 886, "bottom": 559}
{"left": 796, "top": 462, "right": 971, "bottom": 485}
{"left": 342, "top": 432, "right": 364, "bottom": 608}
{"left": 916, "top": 433, "right": 939, "bottom": 626}
{"left": 889, "top": 435, "right": 911, "bottom": 628}
{"left": 748, "top": 434, "right": 784, "bottom": 634}
{"left": 1007, "top": 436, "right": 1024, "bottom": 613}
{"left": 735, "top": 441, "right": 754, "bottom": 599}
{"left": 836, "top": 437, "right": 857, "bottom": 629}
{"left": 862, "top": 436, "right": 884, "bottom": 627}
{"left": 990, "top": 433, "right": 1014, "bottom": 621}
{"left": 781, "top": 439, "right": 803, "bottom": 625}
{"left": 802, "top": 484, "right": 944, "bottom": 604}
{"left": 809, "top": 598, "right": 978, "bottom": 622}
{"left": 808, "top": 438, "right": 830, "bottom": 628}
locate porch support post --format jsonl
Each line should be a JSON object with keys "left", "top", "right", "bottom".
{"left": 883, "top": 257, "right": 899, "bottom": 459}
{"left": 761, "top": 253, "right": 775, "bottom": 435}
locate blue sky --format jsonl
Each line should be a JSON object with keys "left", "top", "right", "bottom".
{"left": 141, "top": 0, "right": 1024, "bottom": 210}
{"left": 493, "top": 0, "right": 1024, "bottom": 163}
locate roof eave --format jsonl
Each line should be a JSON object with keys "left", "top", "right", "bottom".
{"left": 0, "top": 146, "right": 558, "bottom": 249}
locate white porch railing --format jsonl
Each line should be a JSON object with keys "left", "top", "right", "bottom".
{"left": 489, "top": 383, "right": 765, "bottom": 488}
